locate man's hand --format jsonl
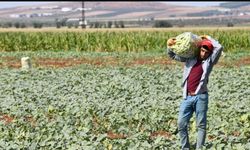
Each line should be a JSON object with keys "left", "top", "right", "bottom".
{"left": 167, "top": 38, "right": 176, "bottom": 47}
{"left": 199, "top": 35, "right": 212, "bottom": 40}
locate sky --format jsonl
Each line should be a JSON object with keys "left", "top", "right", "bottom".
{"left": 0, "top": 1, "right": 226, "bottom": 9}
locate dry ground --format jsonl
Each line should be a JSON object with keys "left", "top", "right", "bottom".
{"left": 0, "top": 56, "right": 250, "bottom": 69}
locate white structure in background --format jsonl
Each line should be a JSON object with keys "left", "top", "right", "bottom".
{"left": 9, "top": 14, "right": 27, "bottom": 18}
{"left": 79, "top": 20, "right": 87, "bottom": 26}
{"left": 75, "top": 7, "right": 92, "bottom": 11}
{"left": 61, "top": 7, "right": 72, "bottom": 12}
{"left": 10, "top": 13, "right": 53, "bottom": 18}
{"left": 31, "top": 6, "right": 60, "bottom": 10}
{"left": 238, "top": 12, "right": 247, "bottom": 16}
{"left": 31, "top": 7, "right": 39, "bottom": 10}
{"left": 10, "top": 14, "right": 20, "bottom": 18}
{"left": 40, "top": 6, "right": 59, "bottom": 9}
{"left": 218, "top": 8, "right": 231, "bottom": 12}
{"left": 21, "top": 57, "right": 32, "bottom": 70}
{"left": 67, "top": 18, "right": 80, "bottom": 22}
{"left": 42, "top": 13, "right": 53, "bottom": 17}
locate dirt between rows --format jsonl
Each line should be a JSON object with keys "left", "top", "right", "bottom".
{"left": 0, "top": 56, "right": 250, "bottom": 68}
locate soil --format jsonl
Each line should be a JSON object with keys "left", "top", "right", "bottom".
{"left": 1, "top": 56, "right": 249, "bottom": 68}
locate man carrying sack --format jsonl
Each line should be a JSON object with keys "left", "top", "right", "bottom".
{"left": 166, "top": 33, "right": 223, "bottom": 149}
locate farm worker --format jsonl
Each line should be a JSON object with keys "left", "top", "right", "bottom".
{"left": 167, "top": 35, "right": 223, "bottom": 150}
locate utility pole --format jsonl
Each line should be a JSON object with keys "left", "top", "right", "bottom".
{"left": 80, "top": 1, "right": 86, "bottom": 29}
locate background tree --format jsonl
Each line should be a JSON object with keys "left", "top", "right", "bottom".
{"left": 14, "top": 22, "right": 20, "bottom": 28}
{"left": 119, "top": 20, "right": 125, "bottom": 28}
{"left": 154, "top": 20, "right": 173, "bottom": 28}
{"left": 20, "top": 22, "right": 26, "bottom": 28}
{"left": 107, "top": 21, "right": 112, "bottom": 28}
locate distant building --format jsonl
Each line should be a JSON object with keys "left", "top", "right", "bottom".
{"left": 67, "top": 18, "right": 80, "bottom": 22}
{"left": 75, "top": 7, "right": 92, "bottom": 11}
{"left": 31, "top": 7, "right": 40, "bottom": 10}
{"left": 61, "top": 7, "right": 72, "bottom": 12}
{"left": 40, "top": 6, "right": 59, "bottom": 9}
{"left": 10, "top": 14, "right": 20, "bottom": 18}
{"left": 239, "top": 13, "right": 245, "bottom": 16}
{"left": 218, "top": 8, "right": 231, "bottom": 12}
{"left": 10, "top": 13, "right": 53, "bottom": 18}
{"left": 42, "top": 13, "right": 53, "bottom": 17}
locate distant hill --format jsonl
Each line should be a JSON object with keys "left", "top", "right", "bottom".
{"left": 0, "top": 2, "right": 237, "bottom": 19}
{"left": 0, "top": 2, "right": 250, "bottom": 26}
{"left": 219, "top": 2, "right": 250, "bottom": 8}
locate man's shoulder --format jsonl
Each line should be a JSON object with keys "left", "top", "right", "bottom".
{"left": 186, "top": 57, "right": 197, "bottom": 63}
{"left": 184, "top": 58, "right": 197, "bottom": 68}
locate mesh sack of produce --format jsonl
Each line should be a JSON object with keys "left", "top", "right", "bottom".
{"left": 168, "top": 32, "right": 202, "bottom": 58}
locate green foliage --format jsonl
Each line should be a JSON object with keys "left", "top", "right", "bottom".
{"left": 32, "top": 22, "right": 43, "bottom": 28}
{"left": 0, "top": 29, "right": 250, "bottom": 52}
{"left": 0, "top": 64, "right": 249, "bottom": 149}
{"left": 2, "top": 22, "right": 12, "bottom": 28}
{"left": 20, "top": 23, "right": 26, "bottom": 28}
{"left": 154, "top": 20, "right": 173, "bottom": 28}
{"left": 14, "top": 22, "right": 20, "bottom": 28}
{"left": 67, "top": 23, "right": 73, "bottom": 29}
{"left": 119, "top": 21, "right": 125, "bottom": 28}
{"left": 107, "top": 21, "right": 112, "bottom": 28}
{"left": 227, "top": 22, "right": 234, "bottom": 27}
{"left": 94, "top": 22, "right": 101, "bottom": 28}
{"left": 114, "top": 21, "right": 119, "bottom": 28}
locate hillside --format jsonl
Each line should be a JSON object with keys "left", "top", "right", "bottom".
{"left": 0, "top": 2, "right": 250, "bottom": 28}
{"left": 0, "top": 2, "right": 249, "bottom": 21}
{"left": 219, "top": 2, "right": 250, "bottom": 8}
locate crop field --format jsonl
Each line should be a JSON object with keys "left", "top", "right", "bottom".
{"left": 0, "top": 27, "right": 250, "bottom": 53}
{"left": 0, "top": 27, "right": 250, "bottom": 149}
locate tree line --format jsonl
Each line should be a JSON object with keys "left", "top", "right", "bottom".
{"left": 0, "top": 18, "right": 248, "bottom": 29}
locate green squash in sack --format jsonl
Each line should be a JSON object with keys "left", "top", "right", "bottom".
{"left": 168, "top": 32, "right": 202, "bottom": 58}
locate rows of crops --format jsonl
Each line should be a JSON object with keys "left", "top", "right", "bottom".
{"left": 0, "top": 65, "right": 249, "bottom": 149}
{"left": 0, "top": 28, "right": 250, "bottom": 52}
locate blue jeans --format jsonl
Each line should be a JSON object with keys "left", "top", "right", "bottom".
{"left": 178, "top": 93, "right": 208, "bottom": 150}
